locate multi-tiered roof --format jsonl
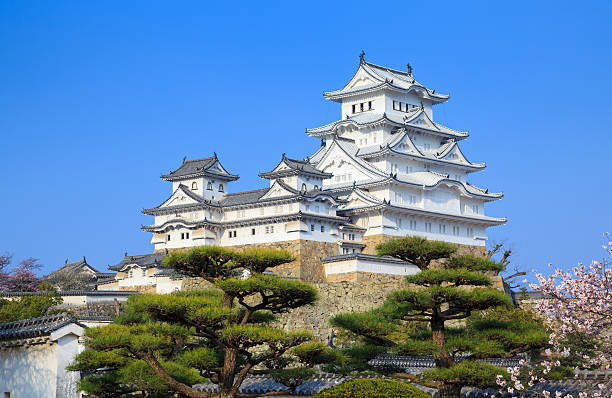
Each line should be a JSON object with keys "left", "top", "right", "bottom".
{"left": 305, "top": 54, "right": 505, "bottom": 229}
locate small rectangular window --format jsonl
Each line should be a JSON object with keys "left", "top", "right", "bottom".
{"left": 320, "top": 225, "right": 325, "bottom": 232}
{"left": 167, "top": 234, "right": 171, "bottom": 241}
{"left": 270, "top": 225, "right": 274, "bottom": 233}
{"left": 311, "top": 224, "right": 315, "bottom": 232}
{"left": 186, "top": 232, "right": 190, "bottom": 239}
{"left": 352, "top": 104, "right": 356, "bottom": 113}
{"left": 251, "top": 228, "right": 255, "bottom": 235}
{"left": 360, "top": 103, "right": 364, "bottom": 111}
{"left": 368, "top": 101, "right": 372, "bottom": 110}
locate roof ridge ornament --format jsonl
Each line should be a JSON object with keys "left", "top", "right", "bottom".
{"left": 183, "top": 156, "right": 187, "bottom": 164}
{"left": 359, "top": 50, "right": 365, "bottom": 64}
{"left": 407, "top": 63, "right": 413, "bottom": 76}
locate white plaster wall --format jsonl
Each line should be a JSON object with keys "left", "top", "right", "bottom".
{"left": 55, "top": 334, "right": 81, "bottom": 398}
{"left": 325, "top": 258, "right": 420, "bottom": 276}
{"left": 361, "top": 210, "right": 487, "bottom": 247}
{"left": 0, "top": 343, "right": 57, "bottom": 398}
{"left": 340, "top": 93, "right": 384, "bottom": 117}
{"left": 156, "top": 278, "right": 182, "bottom": 294}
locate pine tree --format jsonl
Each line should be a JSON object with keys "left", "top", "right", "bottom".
{"left": 330, "top": 236, "right": 548, "bottom": 398}
{"left": 70, "top": 246, "right": 334, "bottom": 398}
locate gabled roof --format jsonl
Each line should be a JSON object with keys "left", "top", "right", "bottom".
{"left": 316, "top": 137, "right": 389, "bottom": 180}
{"left": 259, "top": 154, "right": 332, "bottom": 179}
{"left": 142, "top": 184, "right": 220, "bottom": 215}
{"left": 109, "top": 252, "right": 166, "bottom": 271}
{"left": 0, "top": 313, "right": 83, "bottom": 342}
{"left": 306, "top": 109, "right": 468, "bottom": 140}
{"left": 357, "top": 131, "right": 485, "bottom": 171}
{"left": 43, "top": 257, "right": 100, "bottom": 280}
{"left": 306, "top": 112, "right": 404, "bottom": 137}
{"left": 161, "top": 154, "right": 239, "bottom": 182}
{"left": 323, "top": 58, "right": 449, "bottom": 104}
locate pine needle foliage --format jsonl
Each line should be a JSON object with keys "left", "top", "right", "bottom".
{"left": 330, "top": 237, "right": 548, "bottom": 398}
{"left": 70, "top": 246, "right": 327, "bottom": 398}
{"left": 314, "top": 378, "right": 430, "bottom": 398}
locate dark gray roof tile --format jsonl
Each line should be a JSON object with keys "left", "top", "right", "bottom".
{"left": 109, "top": 252, "right": 166, "bottom": 271}
{"left": 0, "top": 313, "right": 82, "bottom": 341}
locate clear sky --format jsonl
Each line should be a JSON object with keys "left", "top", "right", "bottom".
{"left": 1, "top": 1, "right": 610, "bottom": 283}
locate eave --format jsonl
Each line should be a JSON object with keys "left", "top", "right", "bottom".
{"left": 358, "top": 146, "right": 486, "bottom": 172}
{"left": 338, "top": 204, "right": 507, "bottom": 226}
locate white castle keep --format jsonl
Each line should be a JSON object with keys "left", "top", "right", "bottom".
{"left": 105, "top": 55, "right": 506, "bottom": 287}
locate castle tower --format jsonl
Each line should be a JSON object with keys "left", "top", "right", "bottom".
{"left": 306, "top": 54, "right": 505, "bottom": 254}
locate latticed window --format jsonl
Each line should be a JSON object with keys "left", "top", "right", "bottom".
{"left": 191, "top": 181, "right": 198, "bottom": 190}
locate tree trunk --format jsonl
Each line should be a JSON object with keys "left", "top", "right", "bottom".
{"left": 431, "top": 315, "right": 454, "bottom": 368}
{"left": 438, "top": 383, "right": 462, "bottom": 398}
{"left": 218, "top": 292, "right": 237, "bottom": 398}
{"left": 218, "top": 347, "right": 237, "bottom": 397}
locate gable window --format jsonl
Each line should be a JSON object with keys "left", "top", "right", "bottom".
{"left": 207, "top": 182, "right": 213, "bottom": 190}
{"left": 218, "top": 184, "right": 224, "bottom": 192}
{"left": 191, "top": 182, "right": 198, "bottom": 190}
{"left": 301, "top": 183, "right": 307, "bottom": 192}
{"left": 314, "top": 185, "right": 319, "bottom": 190}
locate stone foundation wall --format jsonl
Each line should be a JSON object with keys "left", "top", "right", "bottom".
{"left": 361, "top": 234, "right": 486, "bottom": 257}
{"left": 275, "top": 278, "right": 405, "bottom": 341}
{"left": 227, "top": 239, "right": 337, "bottom": 282}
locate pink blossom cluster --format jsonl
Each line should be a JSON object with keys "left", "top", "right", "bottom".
{"left": 493, "top": 234, "right": 612, "bottom": 397}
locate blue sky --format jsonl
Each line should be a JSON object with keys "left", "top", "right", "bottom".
{"left": 0, "top": 1, "right": 610, "bottom": 282}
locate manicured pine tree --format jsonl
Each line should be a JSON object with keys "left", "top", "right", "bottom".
{"left": 330, "top": 236, "right": 548, "bottom": 398}
{"left": 70, "top": 246, "right": 334, "bottom": 398}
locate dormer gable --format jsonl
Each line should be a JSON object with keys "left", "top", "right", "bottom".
{"left": 159, "top": 185, "right": 202, "bottom": 209}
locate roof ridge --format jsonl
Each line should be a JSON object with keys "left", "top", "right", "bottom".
{"left": 0, "top": 313, "right": 75, "bottom": 330}
{"left": 223, "top": 188, "right": 269, "bottom": 197}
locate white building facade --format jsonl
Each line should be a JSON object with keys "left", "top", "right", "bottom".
{"left": 138, "top": 56, "right": 505, "bottom": 282}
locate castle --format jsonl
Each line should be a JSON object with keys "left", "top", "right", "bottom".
{"left": 98, "top": 55, "right": 505, "bottom": 290}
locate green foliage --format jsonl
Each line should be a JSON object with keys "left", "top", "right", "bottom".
{"left": 216, "top": 273, "right": 318, "bottom": 312}
{"left": 71, "top": 246, "right": 320, "bottom": 398}
{"left": 446, "top": 255, "right": 505, "bottom": 273}
{"left": 330, "top": 310, "right": 398, "bottom": 345}
{"left": 292, "top": 342, "right": 347, "bottom": 366}
{"left": 231, "top": 247, "right": 295, "bottom": 273}
{"left": 331, "top": 237, "right": 549, "bottom": 394}
{"left": 271, "top": 367, "right": 318, "bottom": 387}
{"left": 421, "top": 360, "right": 506, "bottom": 389}
{"left": 405, "top": 268, "right": 492, "bottom": 287}
{"left": 314, "top": 378, "right": 430, "bottom": 398}
{"left": 323, "top": 345, "right": 387, "bottom": 374}
{"left": 375, "top": 236, "right": 457, "bottom": 269}
{"left": 0, "top": 286, "right": 64, "bottom": 323}
{"left": 164, "top": 246, "right": 237, "bottom": 280}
